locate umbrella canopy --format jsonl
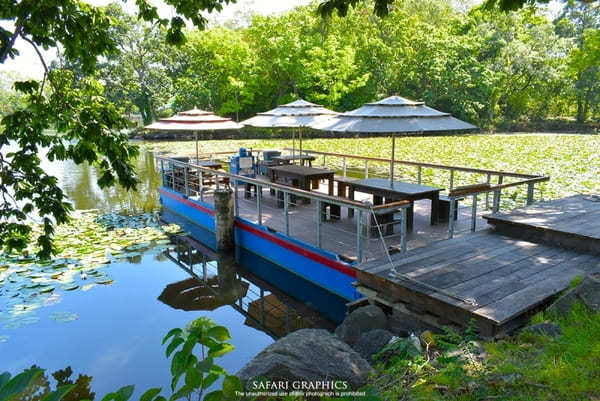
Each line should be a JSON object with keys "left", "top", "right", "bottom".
{"left": 241, "top": 99, "right": 338, "bottom": 128}
{"left": 145, "top": 108, "right": 242, "bottom": 131}
{"left": 309, "top": 96, "right": 477, "bottom": 133}
{"left": 158, "top": 277, "right": 249, "bottom": 312}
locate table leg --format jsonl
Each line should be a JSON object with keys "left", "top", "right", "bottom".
{"left": 407, "top": 200, "right": 414, "bottom": 231}
{"left": 302, "top": 178, "right": 311, "bottom": 204}
{"left": 348, "top": 186, "right": 355, "bottom": 218}
{"left": 431, "top": 193, "right": 439, "bottom": 225}
{"left": 328, "top": 177, "right": 340, "bottom": 220}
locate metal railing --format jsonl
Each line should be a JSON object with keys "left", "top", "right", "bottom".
{"left": 156, "top": 155, "right": 410, "bottom": 263}
{"left": 283, "top": 148, "right": 549, "bottom": 238}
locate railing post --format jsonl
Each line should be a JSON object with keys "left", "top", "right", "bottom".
{"left": 471, "top": 194, "right": 478, "bottom": 232}
{"left": 449, "top": 169, "right": 455, "bottom": 191}
{"left": 184, "top": 166, "right": 189, "bottom": 197}
{"left": 215, "top": 172, "right": 220, "bottom": 190}
{"left": 356, "top": 208, "right": 363, "bottom": 263}
{"left": 389, "top": 160, "right": 394, "bottom": 182}
{"left": 343, "top": 157, "right": 347, "bottom": 177}
{"left": 448, "top": 198, "right": 456, "bottom": 239}
{"left": 198, "top": 168, "right": 204, "bottom": 202}
{"left": 322, "top": 155, "right": 326, "bottom": 167}
{"left": 316, "top": 200, "right": 322, "bottom": 248}
{"left": 171, "top": 164, "right": 175, "bottom": 190}
{"left": 257, "top": 184, "right": 262, "bottom": 225}
{"left": 493, "top": 175, "right": 504, "bottom": 213}
{"left": 400, "top": 207, "right": 407, "bottom": 253}
{"left": 485, "top": 173, "right": 491, "bottom": 210}
{"left": 365, "top": 160, "right": 369, "bottom": 179}
{"left": 526, "top": 182, "right": 535, "bottom": 205}
{"left": 284, "top": 192, "right": 290, "bottom": 236}
{"left": 417, "top": 166, "right": 422, "bottom": 185}
{"left": 160, "top": 159, "right": 165, "bottom": 186}
{"left": 234, "top": 179, "right": 239, "bottom": 217}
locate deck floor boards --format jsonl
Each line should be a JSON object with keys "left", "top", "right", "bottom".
{"left": 355, "top": 200, "right": 600, "bottom": 336}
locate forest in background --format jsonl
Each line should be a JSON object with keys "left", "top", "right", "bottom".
{"left": 1, "top": 0, "right": 599, "bottom": 131}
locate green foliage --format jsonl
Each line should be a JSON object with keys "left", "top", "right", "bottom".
{"left": 2, "top": 318, "right": 238, "bottom": 401}
{"left": 0, "top": 0, "right": 240, "bottom": 258}
{"left": 0, "top": 368, "right": 74, "bottom": 401}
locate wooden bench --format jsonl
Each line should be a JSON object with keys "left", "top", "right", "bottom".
{"left": 440, "top": 183, "right": 492, "bottom": 222}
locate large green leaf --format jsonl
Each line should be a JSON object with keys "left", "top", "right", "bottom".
{"left": 165, "top": 337, "right": 184, "bottom": 358}
{"left": 203, "top": 390, "right": 223, "bottom": 401}
{"left": 207, "top": 343, "right": 234, "bottom": 358}
{"left": 140, "top": 388, "right": 162, "bottom": 401}
{"left": 184, "top": 367, "right": 202, "bottom": 389}
{"left": 0, "top": 368, "right": 43, "bottom": 401}
{"left": 221, "top": 376, "right": 242, "bottom": 400}
{"left": 196, "top": 357, "right": 213, "bottom": 373}
{"left": 162, "top": 328, "right": 182, "bottom": 345}
{"left": 169, "top": 385, "right": 192, "bottom": 401}
{"left": 207, "top": 326, "right": 231, "bottom": 341}
{"left": 40, "top": 385, "right": 75, "bottom": 401}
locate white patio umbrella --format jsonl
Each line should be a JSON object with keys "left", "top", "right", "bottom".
{"left": 310, "top": 96, "right": 478, "bottom": 183}
{"left": 241, "top": 99, "right": 338, "bottom": 157}
{"left": 145, "top": 108, "right": 242, "bottom": 162}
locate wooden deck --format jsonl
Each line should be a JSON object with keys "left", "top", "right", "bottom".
{"left": 354, "top": 229, "right": 600, "bottom": 337}
{"left": 484, "top": 195, "right": 600, "bottom": 255}
{"left": 194, "top": 180, "right": 488, "bottom": 262}
{"left": 354, "top": 195, "right": 600, "bottom": 337}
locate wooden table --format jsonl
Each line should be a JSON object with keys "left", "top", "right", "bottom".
{"left": 271, "top": 154, "right": 316, "bottom": 167}
{"left": 268, "top": 165, "right": 337, "bottom": 218}
{"left": 348, "top": 178, "right": 442, "bottom": 232}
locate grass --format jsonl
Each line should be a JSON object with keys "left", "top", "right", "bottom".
{"left": 142, "top": 133, "right": 600, "bottom": 207}
{"left": 367, "top": 303, "right": 600, "bottom": 401}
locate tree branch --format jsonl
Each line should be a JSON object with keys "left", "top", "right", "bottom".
{"left": 0, "top": 16, "right": 27, "bottom": 63}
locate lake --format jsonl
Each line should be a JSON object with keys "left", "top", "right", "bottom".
{"left": 0, "top": 143, "right": 340, "bottom": 398}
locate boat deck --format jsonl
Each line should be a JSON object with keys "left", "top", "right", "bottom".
{"left": 353, "top": 196, "right": 600, "bottom": 337}
{"left": 194, "top": 179, "right": 488, "bottom": 262}
{"left": 484, "top": 195, "right": 600, "bottom": 255}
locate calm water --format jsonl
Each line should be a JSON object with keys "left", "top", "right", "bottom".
{"left": 1, "top": 144, "right": 340, "bottom": 398}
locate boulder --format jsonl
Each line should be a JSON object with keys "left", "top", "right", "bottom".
{"left": 352, "top": 329, "right": 394, "bottom": 363}
{"left": 237, "top": 329, "right": 371, "bottom": 390}
{"left": 523, "top": 322, "right": 562, "bottom": 337}
{"left": 335, "top": 305, "right": 388, "bottom": 346}
{"left": 548, "top": 273, "right": 600, "bottom": 315}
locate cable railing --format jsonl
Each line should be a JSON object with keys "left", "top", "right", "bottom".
{"left": 156, "top": 155, "right": 410, "bottom": 263}
{"left": 283, "top": 148, "right": 550, "bottom": 238}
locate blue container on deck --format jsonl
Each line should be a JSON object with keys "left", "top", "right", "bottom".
{"left": 230, "top": 148, "right": 256, "bottom": 178}
{"left": 260, "top": 150, "right": 281, "bottom": 175}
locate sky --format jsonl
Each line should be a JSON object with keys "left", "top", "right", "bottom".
{"left": 0, "top": 0, "right": 311, "bottom": 79}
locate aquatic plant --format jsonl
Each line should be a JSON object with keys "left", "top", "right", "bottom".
{"left": 0, "top": 317, "right": 240, "bottom": 401}
{"left": 0, "top": 212, "right": 183, "bottom": 332}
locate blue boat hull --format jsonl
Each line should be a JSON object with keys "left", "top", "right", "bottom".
{"left": 158, "top": 186, "right": 360, "bottom": 302}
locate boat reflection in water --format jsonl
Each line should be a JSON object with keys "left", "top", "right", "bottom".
{"left": 159, "top": 236, "right": 338, "bottom": 339}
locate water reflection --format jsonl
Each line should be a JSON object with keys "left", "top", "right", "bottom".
{"left": 162, "top": 236, "right": 335, "bottom": 339}
{"left": 20, "top": 365, "right": 95, "bottom": 401}
{"left": 54, "top": 147, "right": 162, "bottom": 213}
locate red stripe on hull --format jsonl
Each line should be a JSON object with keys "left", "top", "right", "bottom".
{"left": 158, "top": 187, "right": 215, "bottom": 216}
{"left": 235, "top": 220, "right": 357, "bottom": 278}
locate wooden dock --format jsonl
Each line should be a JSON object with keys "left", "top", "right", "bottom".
{"left": 484, "top": 195, "right": 600, "bottom": 255}
{"left": 354, "top": 195, "right": 600, "bottom": 337}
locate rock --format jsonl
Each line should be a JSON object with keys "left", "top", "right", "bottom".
{"left": 335, "top": 305, "right": 388, "bottom": 346}
{"left": 352, "top": 329, "right": 394, "bottom": 362}
{"left": 388, "top": 309, "right": 439, "bottom": 337}
{"left": 237, "top": 329, "right": 371, "bottom": 390}
{"left": 523, "top": 322, "right": 562, "bottom": 337}
{"left": 548, "top": 273, "right": 600, "bottom": 315}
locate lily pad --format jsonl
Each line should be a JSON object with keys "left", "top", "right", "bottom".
{"left": 61, "top": 282, "right": 79, "bottom": 291}
{"left": 81, "top": 283, "right": 97, "bottom": 292}
{"left": 94, "top": 276, "right": 114, "bottom": 285}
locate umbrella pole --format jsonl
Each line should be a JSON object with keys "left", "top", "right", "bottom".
{"left": 195, "top": 131, "right": 199, "bottom": 163}
{"left": 299, "top": 127, "right": 303, "bottom": 157}
{"left": 390, "top": 134, "right": 395, "bottom": 186}
{"left": 292, "top": 128, "right": 295, "bottom": 159}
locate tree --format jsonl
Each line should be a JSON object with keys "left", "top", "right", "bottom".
{"left": 99, "top": 3, "right": 174, "bottom": 125}
{"left": 0, "top": 0, "right": 236, "bottom": 258}
{"left": 556, "top": 0, "right": 600, "bottom": 122}
{"left": 317, "top": 0, "right": 599, "bottom": 17}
